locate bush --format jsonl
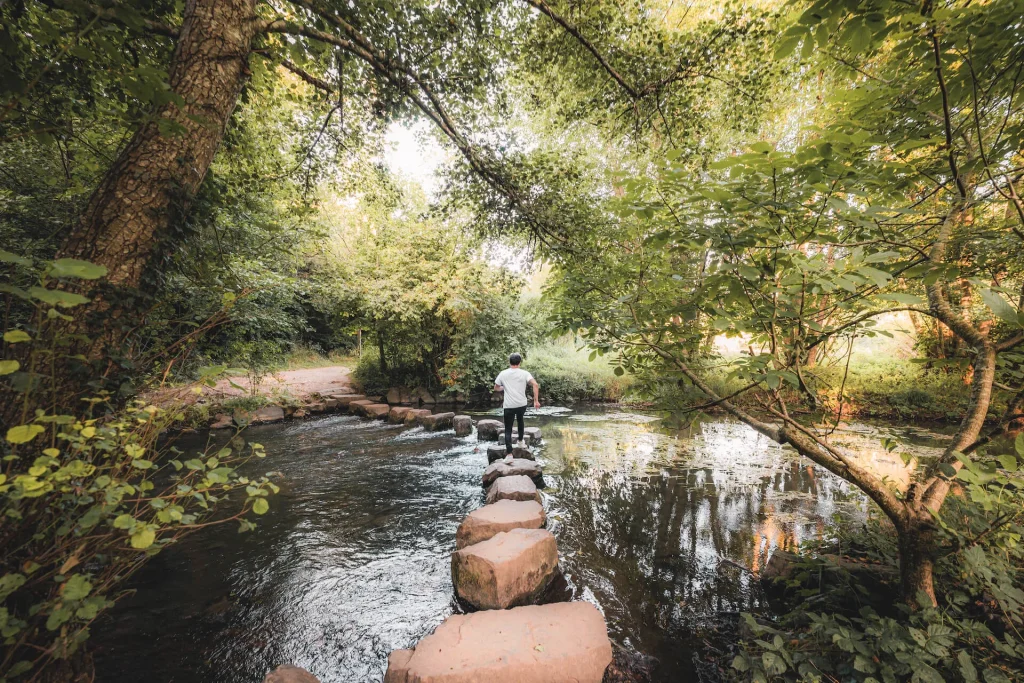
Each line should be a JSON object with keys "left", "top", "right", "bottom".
{"left": 0, "top": 256, "right": 277, "bottom": 680}
{"left": 526, "top": 341, "right": 632, "bottom": 403}
{"left": 728, "top": 437, "right": 1024, "bottom": 683}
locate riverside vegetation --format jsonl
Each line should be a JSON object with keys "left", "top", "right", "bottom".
{"left": 2, "top": 0, "right": 1024, "bottom": 681}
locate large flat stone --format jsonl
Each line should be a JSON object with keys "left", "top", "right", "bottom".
{"left": 404, "top": 408, "right": 432, "bottom": 425}
{"left": 263, "top": 665, "right": 319, "bottom": 683}
{"left": 363, "top": 403, "right": 391, "bottom": 419}
{"left": 456, "top": 500, "right": 546, "bottom": 549}
{"left": 347, "top": 399, "right": 375, "bottom": 415}
{"left": 419, "top": 411, "right": 455, "bottom": 431}
{"left": 476, "top": 419, "right": 503, "bottom": 440}
{"left": 453, "top": 415, "right": 473, "bottom": 437}
{"left": 452, "top": 528, "right": 558, "bottom": 609}
{"left": 388, "top": 406, "right": 413, "bottom": 423}
{"left": 524, "top": 427, "right": 542, "bottom": 444}
{"left": 383, "top": 602, "right": 612, "bottom": 683}
{"left": 486, "top": 475, "right": 540, "bottom": 504}
{"left": 383, "top": 650, "right": 413, "bottom": 683}
{"left": 486, "top": 444, "right": 534, "bottom": 463}
{"left": 240, "top": 405, "right": 284, "bottom": 424}
{"left": 483, "top": 458, "right": 543, "bottom": 487}
{"left": 331, "top": 394, "right": 367, "bottom": 406}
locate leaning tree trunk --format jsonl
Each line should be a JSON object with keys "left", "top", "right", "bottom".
{"left": 58, "top": 0, "right": 259, "bottom": 289}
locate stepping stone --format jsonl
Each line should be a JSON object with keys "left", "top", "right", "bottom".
{"left": 456, "top": 500, "right": 546, "bottom": 549}
{"left": 264, "top": 665, "right": 319, "bottom": 683}
{"left": 388, "top": 406, "right": 413, "bottom": 423}
{"left": 363, "top": 403, "right": 390, "bottom": 419}
{"left": 483, "top": 458, "right": 543, "bottom": 487}
{"left": 486, "top": 475, "right": 540, "bottom": 504}
{"left": 323, "top": 398, "right": 339, "bottom": 410}
{"left": 347, "top": 399, "right": 374, "bottom": 415}
{"left": 524, "top": 427, "right": 542, "bottom": 444}
{"left": 383, "top": 602, "right": 612, "bottom": 683}
{"left": 476, "top": 418, "right": 503, "bottom": 440}
{"left": 452, "top": 528, "right": 558, "bottom": 609}
{"left": 486, "top": 444, "right": 534, "bottom": 463}
{"left": 307, "top": 402, "right": 326, "bottom": 414}
{"left": 209, "top": 413, "right": 232, "bottom": 429}
{"left": 453, "top": 415, "right": 473, "bottom": 437}
{"left": 404, "top": 408, "right": 431, "bottom": 425}
{"left": 418, "top": 411, "right": 455, "bottom": 431}
{"left": 331, "top": 394, "right": 367, "bottom": 406}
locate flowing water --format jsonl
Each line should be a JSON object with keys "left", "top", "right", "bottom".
{"left": 91, "top": 406, "right": 946, "bottom": 682}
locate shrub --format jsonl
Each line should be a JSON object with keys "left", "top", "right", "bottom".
{"left": 526, "top": 341, "right": 633, "bottom": 403}
{"left": 0, "top": 256, "right": 277, "bottom": 680}
{"left": 728, "top": 437, "right": 1024, "bottom": 683}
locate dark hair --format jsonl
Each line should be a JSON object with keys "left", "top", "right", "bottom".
{"left": 509, "top": 353, "right": 522, "bottom": 366}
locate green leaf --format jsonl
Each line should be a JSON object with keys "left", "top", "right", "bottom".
{"left": 876, "top": 293, "right": 925, "bottom": 305}
{"left": 130, "top": 527, "right": 156, "bottom": 549}
{"left": 1016, "top": 433, "right": 1024, "bottom": 457}
{"left": 49, "top": 259, "right": 107, "bottom": 280}
{"left": 0, "top": 249, "right": 33, "bottom": 266}
{"left": 61, "top": 574, "right": 92, "bottom": 601}
{"left": 857, "top": 266, "right": 891, "bottom": 288}
{"left": 252, "top": 498, "right": 269, "bottom": 515}
{"left": 28, "top": 287, "right": 90, "bottom": 308}
{"left": 0, "top": 360, "right": 19, "bottom": 375}
{"left": 112, "top": 514, "right": 134, "bottom": 529}
{"left": 6, "top": 424, "right": 45, "bottom": 444}
{"left": 4, "top": 330, "right": 31, "bottom": 343}
{"left": 997, "top": 454, "right": 1017, "bottom": 472}
{"left": 980, "top": 289, "right": 1020, "bottom": 326}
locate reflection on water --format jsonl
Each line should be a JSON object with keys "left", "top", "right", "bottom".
{"left": 91, "top": 408, "right": 940, "bottom": 682}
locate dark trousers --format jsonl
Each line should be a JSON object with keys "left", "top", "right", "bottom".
{"left": 503, "top": 406, "right": 527, "bottom": 453}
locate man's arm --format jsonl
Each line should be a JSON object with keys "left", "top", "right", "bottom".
{"left": 529, "top": 378, "right": 540, "bottom": 408}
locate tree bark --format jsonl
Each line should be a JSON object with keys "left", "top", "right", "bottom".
{"left": 897, "top": 521, "right": 938, "bottom": 608}
{"left": 57, "top": 0, "right": 259, "bottom": 288}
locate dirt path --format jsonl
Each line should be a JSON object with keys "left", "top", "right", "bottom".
{"left": 146, "top": 365, "right": 355, "bottom": 408}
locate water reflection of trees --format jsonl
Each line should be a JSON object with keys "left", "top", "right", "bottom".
{"left": 546, "top": 418, "right": 867, "bottom": 675}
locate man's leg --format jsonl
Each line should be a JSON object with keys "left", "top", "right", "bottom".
{"left": 515, "top": 406, "right": 526, "bottom": 444}
{"left": 503, "top": 408, "right": 515, "bottom": 454}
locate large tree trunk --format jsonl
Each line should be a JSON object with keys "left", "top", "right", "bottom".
{"left": 57, "top": 0, "right": 259, "bottom": 288}
{"left": 897, "top": 520, "right": 938, "bottom": 608}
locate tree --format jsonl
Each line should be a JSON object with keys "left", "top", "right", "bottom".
{"left": 551, "top": 0, "right": 1024, "bottom": 607}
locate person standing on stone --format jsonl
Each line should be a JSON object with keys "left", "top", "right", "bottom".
{"left": 493, "top": 353, "right": 540, "bottom": 463}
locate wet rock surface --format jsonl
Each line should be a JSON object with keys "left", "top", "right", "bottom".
{"left": 382, "top": 602, "right": 612, "bottom": 683}
{"left": 482, "top": 458, "right": 543, "bottom": 486}
{"left": 451, "top": 528, "right": 558, "bottom": 610}
{"left": 486, "top": 444, "right": 534, "bottom": 462}
{"left": 475, "top": 418, "right": 503, "bottom": 440}
{"left": 485, "top": 475, "right": 541, "bottom": 504}
{"left": 262, "top": 664, "right": 319, "bottom": 683}
{"left": 455, "top": 500, "right": 546, "bottom": 550}
{"left": 453, "top": 415, "right": 473, "bottom": 437}
{"left": 418, "top": 411, "right": 455, "bottom": 431}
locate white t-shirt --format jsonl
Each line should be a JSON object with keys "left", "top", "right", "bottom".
{"left": 495, "top": 367, "right": 534, "bottom": 409}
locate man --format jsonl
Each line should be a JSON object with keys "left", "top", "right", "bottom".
{"left": 493, "top": 353, "right": 540, "bottom": 463}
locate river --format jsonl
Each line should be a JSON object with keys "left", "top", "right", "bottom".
{"left": 91, "top": 406, "right": 946, "bottom": 682}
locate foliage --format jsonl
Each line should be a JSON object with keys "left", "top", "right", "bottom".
{"left": 526, "top": 341, "right": 632, "bottom": 403}
{"left": 547, "top": 0, "right": 1024, "bottom": 606}
{"left": 0, "top": 256, "right": 276, "bottom": 680}
{"left": 730, "top": 436, "right": 1024, "bottom": 683}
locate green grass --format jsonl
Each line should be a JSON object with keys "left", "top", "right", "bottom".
{"left": 525, "top": 341, "right": 633, "bottom": 403}
{"left": 640, "top": 355, "right": 978, "bottom": 422}
{"left": 277, "top": 346, "right": 358, "bottom": 370}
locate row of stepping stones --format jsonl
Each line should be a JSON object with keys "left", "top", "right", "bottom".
{"left": 382, "top": 419, "right": 614, "bottom": 682}
{"left": 335, "top": 395, "right": 476, "bottom": 435}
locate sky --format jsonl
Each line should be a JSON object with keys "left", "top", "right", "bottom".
{"left": 382, "top": 119, "right": 447, "bottom": 196}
